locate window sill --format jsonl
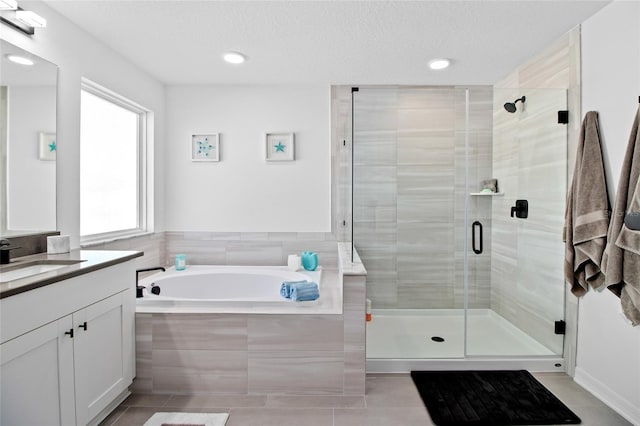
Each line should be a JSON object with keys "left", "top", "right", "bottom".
{"left": 80, "top": 231, "right": 156, "bottom": 248}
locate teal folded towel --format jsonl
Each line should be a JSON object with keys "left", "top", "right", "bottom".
{"left": 280, "top": 280, "right": 308, "bottom": 298}
{"left": 290, "top": 281, "right": 319, "bottom": 301}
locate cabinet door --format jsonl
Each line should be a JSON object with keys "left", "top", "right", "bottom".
{"left": 74, "top": 289, "right": 134, "bottom": 426}
{"left": 0, "top": 316, "right": 75, "bottom": 426}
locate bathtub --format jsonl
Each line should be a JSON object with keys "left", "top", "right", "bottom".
{"left": 131, "top": 246, "right": 365, "bottom": 396}
{"left": 136, "top": 265, "right": 337, "bottom": 314}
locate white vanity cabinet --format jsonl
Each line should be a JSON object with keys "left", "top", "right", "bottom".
{"left": 0, "top": 260, "right": 136, "bottom": 426}
{"left": 0, "top": 315, "right": 76, "bottom": 426}
{"left": 74, "top": 290, "right": 134, "bottom": 425}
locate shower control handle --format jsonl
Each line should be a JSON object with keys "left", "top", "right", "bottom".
{"left": 510, "top": 199, "right": 528, "bottom": 219}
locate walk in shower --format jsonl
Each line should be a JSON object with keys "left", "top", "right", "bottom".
{"left": 342, "top": 86, "right": 568, "bottom": 371}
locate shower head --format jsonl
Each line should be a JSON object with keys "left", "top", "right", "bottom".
{"left": 503, "top": 96, "right": 526, "bottom": 113}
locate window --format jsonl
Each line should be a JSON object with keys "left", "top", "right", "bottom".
{"left": 80, "top": 80, "right": 150, "bottom": 243}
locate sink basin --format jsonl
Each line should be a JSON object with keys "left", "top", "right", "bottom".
{"left": 0, "top": 260, "right": 85, "bottom": 283}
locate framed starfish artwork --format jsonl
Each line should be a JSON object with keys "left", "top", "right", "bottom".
{"left": 191, "top": 133, "right": 220, "bottom": 162}
{"left": 265, "top": 132, "right": 294, "bottom": 161}
{"left": 38, "top": 132, "right": 56, "bottom": 161}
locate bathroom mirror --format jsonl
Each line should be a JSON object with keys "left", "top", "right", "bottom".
{"left": 0, "top": 40, "right": 57, "bottom": 237}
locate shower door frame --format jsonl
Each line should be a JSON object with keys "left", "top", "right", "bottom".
{"left": 348, "top": 85, "right": 569, "bottom": 373}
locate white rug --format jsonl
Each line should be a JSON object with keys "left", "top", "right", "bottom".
{"left": 143, "top": 412, "right": 229, "bottom": 426}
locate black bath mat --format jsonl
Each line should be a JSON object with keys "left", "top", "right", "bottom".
{"left": 411, "top": 370, "right": 581, "bottom": 426}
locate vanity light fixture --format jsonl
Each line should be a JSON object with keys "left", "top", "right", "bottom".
{"left": 428, "top": 58, "right": 451, "bottom": 70}
{"left": 6, "top": 53, "right": 34, "bottom": 66}
{"left": 0, "top": 0, "right": 18, "bottom": 11}
{"left": 15, "top": 9, "right": 46, "bottom": 27}
{"left": 223, "top": 51, "right": 246, "bottom": 64}
{"left": 0, "top": 3, "right": 47, "bottom": 35}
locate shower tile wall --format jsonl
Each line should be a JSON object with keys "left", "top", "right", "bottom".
{"left": 489, "top": 89, "right": 568, "bottom": 356}
{"left": 353, "top": 87, "right": 493, "bottom": 309}
{"left": 397, "top": 88, "right": 456, "bottom": 309}
{"left": 489, "top": 27, "right": 579, "bottom": 359}
{"left": 353, "top": 89, "right": 399, "bottom": 307}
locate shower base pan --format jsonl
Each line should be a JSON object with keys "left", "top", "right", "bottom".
{"left": 366, "top": 309, "right": 565, "bottom": 373}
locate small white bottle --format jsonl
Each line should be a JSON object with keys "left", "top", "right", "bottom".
{"left": 287, "top": 254, "right": 301, "bottom": 271}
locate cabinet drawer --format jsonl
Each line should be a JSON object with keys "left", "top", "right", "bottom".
{"left": 1, "top": 262, "right": 134, "bottom": 344}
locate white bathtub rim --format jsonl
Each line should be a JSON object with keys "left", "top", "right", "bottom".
{"left": 136, "top": 266, "right": 341, "bottom": 315}
{"left": 139, "top": 265, "right": 321, "bottom": 301}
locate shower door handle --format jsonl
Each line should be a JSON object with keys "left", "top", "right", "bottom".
{"left": 472, "top": 221, "right": 483, "bottom": 254}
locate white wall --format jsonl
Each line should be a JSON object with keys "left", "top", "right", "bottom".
{"left": 0, "top": 0, "right": 166, "bottom": 247}
{"left": 165, "top": 85, "right": 331, "bottom": 232}
{"left": 577, "top": 1, "right": 640, "bottom": 424}
{"left": 7, "top": 86, "right": 56, "bottom": 231}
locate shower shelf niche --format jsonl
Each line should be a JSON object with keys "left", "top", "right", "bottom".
{"left": 470, "top": 192, "right": 504, "bottom": 196}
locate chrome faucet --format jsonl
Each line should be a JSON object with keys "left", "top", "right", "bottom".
{"left": 0, "top": 239, "right": 21, "bottom": 265}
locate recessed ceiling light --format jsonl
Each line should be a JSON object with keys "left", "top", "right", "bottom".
{"left": 223, "top": 52, "right": 246, "bottom": 64}
{"left": 429, "top": 58, "right": 451, "bottom": 70}
{"left": 6, "top": 54, "right": 34, "bottom": 66}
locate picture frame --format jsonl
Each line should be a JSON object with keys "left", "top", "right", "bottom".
{"left": 265, "top": 132, "right": 294, "bottom": 161}
{"left": 38, "top": 132, "right": 57, "bottom": 161}
{"left": 191, "top": 133, "right": 220, "bottom": 162}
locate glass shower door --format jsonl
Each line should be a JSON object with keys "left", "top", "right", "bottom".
{"left": 466, "top": 88, "right": 568, "bottom": 357}
{"left": 356, "top": 86, "right": 468, "bottom": 359}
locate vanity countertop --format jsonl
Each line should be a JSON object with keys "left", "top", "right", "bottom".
{"left": 0, "top": 249, "right": 143, "bottom": 299}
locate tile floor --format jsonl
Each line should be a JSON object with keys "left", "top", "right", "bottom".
{"left": 100, "top": 373, "right": 632, "bottom": 426}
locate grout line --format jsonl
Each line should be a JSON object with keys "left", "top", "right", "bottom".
{"left": 109, "top": 406, "right": 128, "bottom": 426}
{"left": 160, "top": 394, "right": 172, "bottom": 407}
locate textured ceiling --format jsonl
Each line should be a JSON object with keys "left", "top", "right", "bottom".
{"left": 44, "top": 0, "right": 610, "bottom": 85}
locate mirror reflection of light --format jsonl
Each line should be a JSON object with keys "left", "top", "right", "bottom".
{"left": 223, "top": 52, "right": 246, "bottom": 64}
{"left": 6, "top": 54, "right": 34, "bottom": 66}
{"left": 428, "top": 58, "right": 451, "bottom": 70}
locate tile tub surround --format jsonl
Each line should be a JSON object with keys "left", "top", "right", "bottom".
{"left": 90, "top": 232, "right": 165, "bottom": 271}
{"left": 164, "top": 231, "right": 339, "bottom": 271}
{"left": 132, "top": 243, "right": 367, "bottom": 396}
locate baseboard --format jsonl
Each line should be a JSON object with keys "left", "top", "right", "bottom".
{"left": 574, "top": 366, "right": 640, "bottom": 425}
